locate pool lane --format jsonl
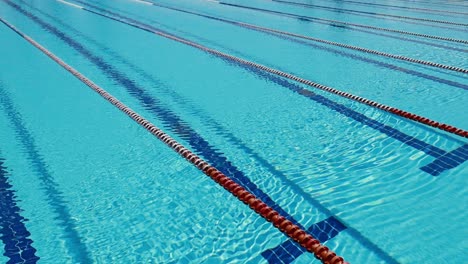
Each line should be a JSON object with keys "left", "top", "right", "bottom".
{"left": 346, "top": 0, "right": 468, "bottom": 11}
{"left": 306, "top": 0, "right": 468, "bottom": 16}
{"left": 269, "top": 0, "right": 468, "bottom": 27}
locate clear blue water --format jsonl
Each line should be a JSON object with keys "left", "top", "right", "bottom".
{"left": 0, "top": 0, "right": 466, "bottom": 263}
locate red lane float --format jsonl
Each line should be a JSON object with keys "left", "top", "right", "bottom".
{"left": 0, "top": 17, "right": 346, "bottom": 264}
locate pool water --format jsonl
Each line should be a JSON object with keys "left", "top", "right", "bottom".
{"left": 0, "top": 0, "right": 466, "bottom": 263}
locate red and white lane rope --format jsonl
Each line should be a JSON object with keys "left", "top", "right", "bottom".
{"left": 0, "top": 17, "right": 346, "bottom": 264}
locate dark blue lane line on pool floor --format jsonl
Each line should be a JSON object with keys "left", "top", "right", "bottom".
{"left": 262, "top": 217, "right": 346, "bottom": 264}
{"left": 53, "top": 0, "right": 468, "bottom": 176}
{"left": 142, "top": 2, "right": 468, "bottom": 91}
{"left": 0, "top": 153, "right": 39, "bottom": 264}
{"left": 4, "top": 0, "right": 346, "bottom": 251}
{"left": 0, "top": 78, "right": 92, "bottom": 262}
{"left": 420, "top": 144, "right": 468, "bottom": 176}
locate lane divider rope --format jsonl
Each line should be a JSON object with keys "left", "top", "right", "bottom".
{"left": 58, "top": 1, "right": 468, "bottom": 138}
{"left": 270, "top": 0, "right": 468, "bottom": 27}
{"left": 217, "top": 3, "right": 468, "bottom": 45}
{"left": 143, "top": 1, "right": 468, "bottom": 74}
{"left": 0, "top": 17, "right": 346, "bottom": 264}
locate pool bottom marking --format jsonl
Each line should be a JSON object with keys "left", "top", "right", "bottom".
{"left": 0, "top": 152, "right": 39, "bottom": 264}
{"left": 0, "top": 11, "right": 345, "bottom": 264}
{"left": 420, "top": 144, "right": 468, "bottom": 176}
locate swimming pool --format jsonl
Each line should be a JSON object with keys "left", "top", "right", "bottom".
{"left": 0, "top": 0, "right": 466, "bottom": 262}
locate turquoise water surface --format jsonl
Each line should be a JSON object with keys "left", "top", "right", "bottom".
{"left": 0, "top": 0, "right": 467, "bottom": 263}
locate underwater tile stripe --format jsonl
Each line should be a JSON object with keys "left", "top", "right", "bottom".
{"left": 420, "top": 144, "right": 468, "bottom": 176}
{"left": 262, "top": 216, "right": 346, "bottom": 264}
{"left": 0, "top": 16, "right": 345, "bottom": 264}
{"left": 0, "top": 78, "right": 92, "bottom": 263}
{"left": 0, "top": 155, "right": 39, "bottom": 263}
